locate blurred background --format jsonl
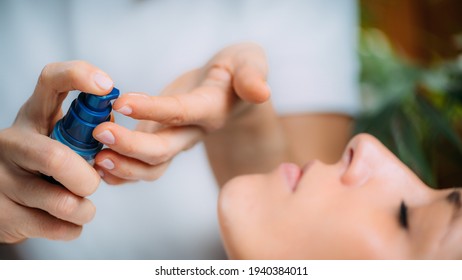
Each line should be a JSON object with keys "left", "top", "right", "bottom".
{"left": 357, "top": 0, "right": 462, "bottom": 188}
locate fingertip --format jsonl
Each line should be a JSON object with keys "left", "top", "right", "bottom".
{"left": 115, "top": 105, "right": 133, "bottom": 116}
{"left": 77, "top": 168, "right": 101, "bottom": 197}
{"left": 92, "top": 72, "right": 114, "bottom": 93}
{"left": 93, "top": 123, "right": 117, "bottom": 146}
{"left": 93, "top": 121, "right": 113, "bottom": 134}
{"left": 113, "top": 93, "right": 150, "bottom": 115}
{"left": 114, "top": 92, "right": 149, "bottom": 105}
{"left": 253, "top": 81, "right": 271, "bottom": 103}
{"left": 85, "top": 201, "right": 97, "bottom": 224}
{"left": 96, "top": 158, "right": 115, "bottom": 171}
{"left": 236, "top": 78, "right": 271, "bottom": 104}
{"left": 67, "top": 61, "right": 113, "bottom": 95}
{"left": 94, "top": 149, "right": 118, "bottom": 173}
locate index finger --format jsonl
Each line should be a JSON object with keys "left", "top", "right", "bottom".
{"left": 6, "top": 130, "right": 100, "bottom": 197}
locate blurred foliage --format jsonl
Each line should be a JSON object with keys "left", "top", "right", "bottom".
{"left": 355, "top": 28, "right": 462, "bottom": 187}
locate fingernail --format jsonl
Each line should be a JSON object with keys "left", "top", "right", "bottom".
{"left": 95, "top": 130, "right": 115, "bottom": 145}
{"left": 97, "top": 169, "right": 105, "bottom": 178}
{"left": 93, "top": 72, "right": 114, "bottom": 91}
{"left": 116, "top": 105, "right": 132, "bottom": 115}
{"left": 97, "top": 159, "right": 115, "bottom": 170}
{"left": 266, "top": 83, "right": 272, "bottom": 95}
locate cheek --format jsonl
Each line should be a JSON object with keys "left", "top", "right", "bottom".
{"left": 218, "top": 175, "right": 267, "bottom": 258}
{"left": 286, "top": 179, "right": 408, "bottom": 259}
{"left": 282, "top": 201, "right": 402, "bottom": 259}
{"left": 218, "top": 173, "right": 291, "bottom": 258}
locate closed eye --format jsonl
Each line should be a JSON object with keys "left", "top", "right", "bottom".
{"left": 399, "top": 201, "right": 409, "bottom": 229}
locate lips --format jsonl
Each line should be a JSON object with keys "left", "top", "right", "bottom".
{"left": 280, "top": 163, "right": 303, "bottom": 192}
{"left": 279, "top": 161, "right": 317, "bottom": 192}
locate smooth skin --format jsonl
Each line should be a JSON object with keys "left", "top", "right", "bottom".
{"left": 219, "top": 134, "right": 462, "bottom": 259}
{"left": 0, "top": 61, "right": 111, "bottom": 242}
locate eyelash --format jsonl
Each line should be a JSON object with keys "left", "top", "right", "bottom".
{"left": 399, "top": 201, "right": 409, "bottom": 229}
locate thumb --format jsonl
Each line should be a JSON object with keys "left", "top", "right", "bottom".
{"left": 233, "top": 63, "right": 271, "bottom": 104}
{"left": 222, "top": 43, "right": 271, "bottom": 104}
{"left": 17, "top": 61, "right": 114, "bottom": 134}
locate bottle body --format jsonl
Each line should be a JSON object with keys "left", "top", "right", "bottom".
{"left": 50, "top": 119, "right": 103, "bottom": 165}
{"left": 42, "top": 88, "right": 119, "bottom": 186}
{"left": 43, "top": 88, "right": 119, "bottom": 185}
{"left": 50, "top": 88, "right": 119, "bottom": 164}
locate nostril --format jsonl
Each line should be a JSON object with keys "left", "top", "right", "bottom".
{"left": 348, "top": 148, "right": 354, "bottom": 165}
{"left": 340, "top": 146, "right": 370, "bottom": 187}
{"left": 343, "top": 147, "right": 353, "bottom": 166}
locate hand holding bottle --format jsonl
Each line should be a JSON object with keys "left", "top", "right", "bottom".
{"left": 0, "top": 61, "right": 111, "bottom": 242}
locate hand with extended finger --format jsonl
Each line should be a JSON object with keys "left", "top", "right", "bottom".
{"left": 93, "top": 43, "right": 270, "bottom": 184}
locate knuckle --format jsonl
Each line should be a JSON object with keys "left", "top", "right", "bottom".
{"left": 0, "top": 229, "right": 24, "bottom": 244}
{"left": 146, "top": 139, "right": 171, "bottom": 165}
{"left": 64, "top": 61, "right": 85, "bottom": 82}
{"left": 145, "top": 172, "right": 161, "bottom": 181}
{"left": 44, "top": 145, "right": 69, "bottom": 174}
{"left": 38, "top": 63, "right": 57, "bottom": 87}
{"left": 116, "top": 163, "right": 135, "bottom": 180}
{"left": 53, "top": 192, "right": 80, "bottom": 219}
{"left": 206, "top": 119, "right": 226, "bottom": 132}
{"left": 0, "top": 199, "right": 25, "bottom": 243}
{"left": 146, "top": 153, "right": 169, "bottom": 166}
{"left": 206, "top": 64, "right": 232, "bottom": 83}
{"left": 122, "top": 142, "right": 137, "bottom": 157}
{"left": 145, "top": 162, "right": 169, "bottom": 181}
{"left": 165, "top": 96, "right": 187, "bottom": 125}
{"left": 145, "top": 169, "right": 162, "bottom": 181}
{"left": 70, "top": 60, "right": 89, "bottom": 68}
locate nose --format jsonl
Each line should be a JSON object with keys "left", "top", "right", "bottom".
{"left": 340, "top": 133, "right": 407, "bottom": 187}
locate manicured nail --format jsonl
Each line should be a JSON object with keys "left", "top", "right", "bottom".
{"left": 93, "top": 72, "right": 114, "bottom": 91}
{"left": 95, "top": 130, "right": 115, "bottom": 145}
{"left": 98, "top": 159, "right": 115, "bottom": 170}
{"left": 116, "top": 105, "right": 132, "bottom": 115}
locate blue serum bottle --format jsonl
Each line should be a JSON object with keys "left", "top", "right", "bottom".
{"left": 51, "top": 88, "right": 120, "bottom": 164}
{"left": 44, "top": 88, "right": 119, "bottom": 184}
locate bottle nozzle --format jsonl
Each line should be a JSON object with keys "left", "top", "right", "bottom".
{"left": 84, "top": 88, "right": 120, "bottom": 111}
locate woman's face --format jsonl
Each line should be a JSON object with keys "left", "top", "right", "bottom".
{"left": 218, "top": 134, "right": 462, "bottom": 259}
